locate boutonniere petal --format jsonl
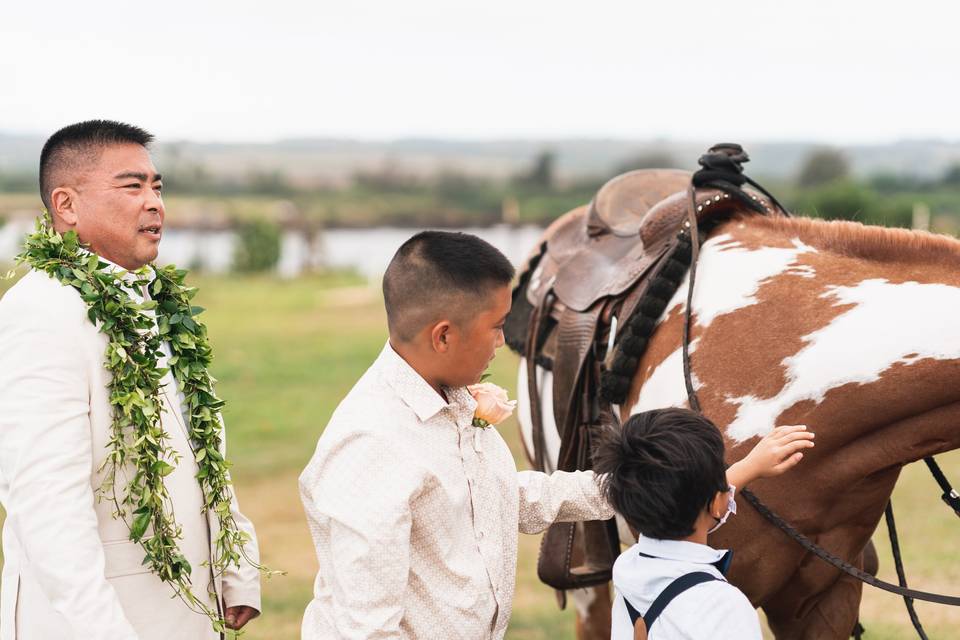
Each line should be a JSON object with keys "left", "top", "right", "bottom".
{"left": 468, "top": 382, "right": 517, "bottom": 429}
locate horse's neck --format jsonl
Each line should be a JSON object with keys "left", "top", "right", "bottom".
{"left": 630, "top": 217, "right": 960, "bottom": 463}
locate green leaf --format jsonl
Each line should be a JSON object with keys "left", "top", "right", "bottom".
{"left": 130, "top": 507, "right": 151, "bottom": 541}
{"left": 151, "top": 461, "right": 176, "bottom": 477}
{"left": 87, "top": 253, "right": 100, "bottom": 272}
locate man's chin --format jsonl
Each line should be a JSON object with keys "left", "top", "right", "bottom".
{"left": 137, "top": 247, "right": 160, "bottom": 267}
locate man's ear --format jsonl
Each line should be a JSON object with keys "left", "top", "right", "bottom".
{"left": 50, "top": 187, "right": 80, "bottom": 229}
{"left": 430, "top": 320, "right": 453, "bottom": 354}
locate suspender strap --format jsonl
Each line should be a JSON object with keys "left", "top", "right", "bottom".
{"left": 623, "top": 597, "right": 644, "bottom": 626}
{"left": 623, "top": 572, "right": 720, "bottom": 630}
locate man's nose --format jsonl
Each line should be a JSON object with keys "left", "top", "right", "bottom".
{"left": 145, "top": 188, "right": 164, "bottom": 213}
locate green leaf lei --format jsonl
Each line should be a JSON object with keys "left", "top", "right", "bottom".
{"left": 17, "top": 216, "right": 274, "bottom": 633}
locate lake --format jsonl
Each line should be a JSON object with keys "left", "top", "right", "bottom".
{"left": 0, "top": 218, "right": 547, "bottom": 279}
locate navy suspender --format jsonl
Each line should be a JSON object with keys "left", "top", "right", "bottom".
{"left": 623, "top": 571, "right": 719, "bottom": 631}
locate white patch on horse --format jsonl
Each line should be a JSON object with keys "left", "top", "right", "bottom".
{"left": 663, "top": 235, "right": 818, "bottom": 329}
{"left": 516, "top": 359, "right": 562, "bottom": 472}
{"left": 725, "top": 279, "right": 960, "bottom": 442}
{"left": 631, "top": 235, "right": 816, "bottom": 415}
{"left": 631, "top": 346, "right": 691, "bottom": 413}
{"left": 571, "top": 587, "right": 598, "bottom": 620}
{"left": 528, "top": 262, "right": 544, "bottom": 295}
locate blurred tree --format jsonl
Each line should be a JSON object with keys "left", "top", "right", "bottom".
{"left": 352, "top": 161, "right": 420, "bottom": 193}
{"left": 232, "top": 219, "right": 282, "bottom": 272}
{"left": 247, "top": 169, "right": 296, "bottom": 196}
{"left": 0, "top": 171, "right": 37, "bottom": 192}
{"left": 797, "top": 148, "right": 850, "bottom": 187}
{"left": 869, "top": 172, "right": 925, "bottom": 193}
{"left": 792, "top": 180, "right": 911, "bottom": 227}
{"left": 515, "top": 150, "right": 556, "bottom": 189}
{"left": 942, "top": 163, "right": 960, "bottom": 187}
{"left": 613, "top": 151, "right": 679, "bottom": 175}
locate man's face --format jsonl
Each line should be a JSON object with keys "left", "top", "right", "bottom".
{"left": 62, "top": 143, "right": 165, "bottom": 270}
{"left": 440, "top": 284, "right": 512, "bottom": 388}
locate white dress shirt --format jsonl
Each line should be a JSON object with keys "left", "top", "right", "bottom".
{"left": 299, "top": 342, "right": 614, "bottom": 639}
{"left": 611, "top": 536, "right": 761, "bottom": 640}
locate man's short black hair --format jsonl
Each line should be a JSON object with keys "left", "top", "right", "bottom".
{"left": 593, "top": 408, "right": 729, "bottom": 539}
{"left": 382, "top": 231, "right": 515, "bottom": 342}
{"left": 39, "top": 120, "right": 154, "bottom": 209}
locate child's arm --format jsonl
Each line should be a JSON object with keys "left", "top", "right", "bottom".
{"left": 726, "top": 425, "right": 815, "bottom": 489}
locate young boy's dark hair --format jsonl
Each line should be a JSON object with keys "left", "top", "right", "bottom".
{"left": 594, "top": 408, "right": 729, "bottom": 539}
{"left": 382, "top": 230, "right": 515, "bottom": 342}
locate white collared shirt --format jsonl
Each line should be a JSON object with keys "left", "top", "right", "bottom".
{"left": 611, "top": 536, "right": 761, "bottom": 640}
{"left": 299, "top": 342, "right": 614, "bottom": 639}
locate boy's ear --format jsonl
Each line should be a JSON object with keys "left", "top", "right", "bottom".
{"left": 709, "top": 491, "right": 728, "bottom": 518}
{"left": 430, "top": 320, "right": 453, "bottom": 353}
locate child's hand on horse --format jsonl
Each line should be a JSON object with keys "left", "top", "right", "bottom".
{"left": 728, "top": 425, "right": 815, "bottom": 487}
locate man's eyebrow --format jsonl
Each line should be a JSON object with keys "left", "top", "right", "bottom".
{"left": 113, "top": 172, "right": 162, "bottom": 182}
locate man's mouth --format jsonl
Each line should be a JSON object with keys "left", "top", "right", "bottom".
{"left": 139, "top": 224, "right": 162, "bottom": 239}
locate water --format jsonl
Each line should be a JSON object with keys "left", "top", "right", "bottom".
{"left": 315, "top": 225, "right": 546, "bottom": 278}
{"left": 0, "top": 219, "right": 546, "bottom": 280}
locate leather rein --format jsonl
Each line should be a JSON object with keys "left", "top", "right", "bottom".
{"left": 679, "top": 165, "right": 960, "bottom": 620}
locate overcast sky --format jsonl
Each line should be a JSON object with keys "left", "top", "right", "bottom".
{"left": 2, "top": 0, "right": 957, "bottom": 144}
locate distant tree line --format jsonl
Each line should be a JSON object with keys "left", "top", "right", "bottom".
{"left": 2, "top": 147, "right": 960, "bottom": 230}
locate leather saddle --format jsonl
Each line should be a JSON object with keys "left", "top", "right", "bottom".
{"left": 524, "top": 171, "right": 774, "bottom": 314}
{"left": 506, "top": 145, "right": 784, "bottom": 597}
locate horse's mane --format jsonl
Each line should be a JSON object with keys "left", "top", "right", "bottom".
{"left": 743, "top": 214, "right": 960, "bottom": 263}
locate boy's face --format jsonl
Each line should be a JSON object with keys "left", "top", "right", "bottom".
{"left": 435, "top": 284, "right": 511, "bottom": 388}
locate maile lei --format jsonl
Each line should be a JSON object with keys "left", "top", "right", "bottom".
{"left": 17, "top": 215, "right": 275, "bottom": 633}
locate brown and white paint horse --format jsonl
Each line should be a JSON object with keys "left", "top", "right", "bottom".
{"left": 517, "top": 211, "right": 960, "bottom": 639}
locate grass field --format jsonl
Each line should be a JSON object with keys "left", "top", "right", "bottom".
{"left": 1, "top": 272, "right": 958, "bottom": 638}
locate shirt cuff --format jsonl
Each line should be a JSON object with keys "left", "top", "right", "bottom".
{"left": 222, "top": 584, "right": 262, "bottom": 613}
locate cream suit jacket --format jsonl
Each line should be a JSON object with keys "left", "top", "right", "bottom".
{"left": 0, "top": 269, "right": 261, "bottom": 639}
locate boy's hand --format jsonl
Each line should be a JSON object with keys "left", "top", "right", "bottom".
{"left": 727, "top": 425, "right": 815, "bottom": 489}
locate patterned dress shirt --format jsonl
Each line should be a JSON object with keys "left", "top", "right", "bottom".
{"left": 299, "top": 342, "right": 614, "bottom": 639}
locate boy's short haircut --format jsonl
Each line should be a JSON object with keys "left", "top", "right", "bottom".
{"left": 382, "top": 231, "right": 515, "bottom": 342}
{"left": 594, "top": 408, "right": 728, "bottom": 539}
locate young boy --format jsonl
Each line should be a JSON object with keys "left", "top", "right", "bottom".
{"left": 594, "top": 408, "right": 813, "bottom": 639}
{"left": 299, "top": 231, "right": 616, "bottom": 639}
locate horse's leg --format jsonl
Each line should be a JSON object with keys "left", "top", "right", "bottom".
{"left": 570, "top": 585, "right": 612, "bottom": 640}
{"left": 763, "top": 555, "right": 865, "bottom": 640}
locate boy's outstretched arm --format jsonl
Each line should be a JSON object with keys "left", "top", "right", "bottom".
{"left": 726, "top": 425, "right": 815, "bottom": 489}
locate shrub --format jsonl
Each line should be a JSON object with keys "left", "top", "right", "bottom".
{"left": 232, "top": 219, "right": 282, "bottom": 272}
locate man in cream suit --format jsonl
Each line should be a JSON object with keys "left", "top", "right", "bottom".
{"left": 0, "top": 120, "right": 261, "bottom": 639}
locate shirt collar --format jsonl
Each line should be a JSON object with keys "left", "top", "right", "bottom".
{"left": 377, "top": 341, "right": 477, "bottom": 424}
{"left": 83, "top": 250, "right": 155, "bottom": 289}
{"left": 635, "top": 535, "right": 729, "bottom": 566}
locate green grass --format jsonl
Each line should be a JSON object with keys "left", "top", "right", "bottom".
{"left": 0, "top": 272, "right": 958, "bottom": 638}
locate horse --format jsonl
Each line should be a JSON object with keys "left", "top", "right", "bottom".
{"left": 515, "top": 209, "right": 960, "bottom": 639}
